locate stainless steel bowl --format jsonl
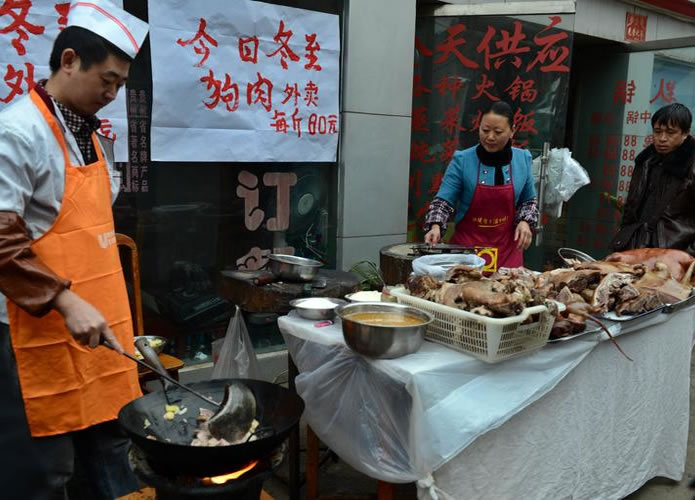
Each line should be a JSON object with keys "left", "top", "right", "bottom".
{"left": 268, "top": 254, "right": 322, "bottom": 282}
{"left": 290, "top": 297, "right": 347, "bottom": 320}
{"left": 557, "top": 247, "right": 596, "bottom": 267}
{"left": 134, "top": 335, "right": 167, "bottom": 356}
{"left": 335, "top": 302, "right": 432, "bottom": 359}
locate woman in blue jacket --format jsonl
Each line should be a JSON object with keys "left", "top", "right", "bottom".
{"left": 423, "top": 101, "right": 538, "bottom": 271}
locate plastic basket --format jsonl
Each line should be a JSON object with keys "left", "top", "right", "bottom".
{"left": 390, "top": 286, "right": 559, "bottom": 363}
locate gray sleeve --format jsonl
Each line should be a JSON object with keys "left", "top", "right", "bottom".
{"left": 0, "top": 129, "right": 36, "bottom": 217}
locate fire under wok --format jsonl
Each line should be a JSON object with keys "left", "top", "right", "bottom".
{"left": 118, "top": 378, "right": 304, "bottom": 477}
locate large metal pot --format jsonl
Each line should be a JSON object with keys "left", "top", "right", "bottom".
{"left": 335, "top": 302, "right": 432, "bottom": 359}
{"left": 268, "top": 254, "right": 322, "bottom": 282}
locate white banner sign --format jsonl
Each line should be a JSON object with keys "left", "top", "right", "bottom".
{"left": 0, "top": 0, "right": 128, "bottom": 161}
{"left": 148, "top": 0, "right": 340, "bottom": 162}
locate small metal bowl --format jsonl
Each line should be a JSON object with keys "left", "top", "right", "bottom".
{"left": 335, "top": 302, "right": 433, "bottom": 359}
{"left": 290, "top": 297, "right": 347, "bottom": 320}
{"left": 268, "top": 254, "right": 322, "bottom": 282}
{"left": 134, "top": 336, "right": 167, "bottom": 356}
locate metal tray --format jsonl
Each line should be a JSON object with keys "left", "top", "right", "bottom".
{"left": 557, "top": 247, "right": 597, "bottom": 267}
{"left": 547, "top": 325, "right": 602, "bottom": 344}
{"left": 597, "top": 289, "right": 695, "bottom": 323}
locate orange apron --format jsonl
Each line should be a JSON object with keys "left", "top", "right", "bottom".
{"left": 6, "top": 90, "right": 141, "bottom": 437}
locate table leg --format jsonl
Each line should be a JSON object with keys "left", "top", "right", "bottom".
{"left": 288, "top": 354, "right": 300, "bottom": 500}
{"left": 377, "top": 481, "right": 395, "bottom": 500}
{"left": 306, "top": 425, "right": 319, "bottom": 500}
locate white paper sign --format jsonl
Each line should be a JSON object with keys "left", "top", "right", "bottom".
{"left": 0, "top": 0, "right": 128, "bottom": 161}
{"left": 148, "top": 0, "right": 340, "bottom": 162}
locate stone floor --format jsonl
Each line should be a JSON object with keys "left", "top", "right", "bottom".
{"left": 263, "top": 353, "right": 695, "bottom": 500}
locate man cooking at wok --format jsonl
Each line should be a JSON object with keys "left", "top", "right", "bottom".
{"left": 423, "top": 101, "right": 538, "bottom": 272}
{"left": 0, "top": 1, "right": 148, "bottom": 498}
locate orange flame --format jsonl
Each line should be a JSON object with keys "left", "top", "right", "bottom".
{"left": 203, "top": 460, "right": 259, "bottom": 485}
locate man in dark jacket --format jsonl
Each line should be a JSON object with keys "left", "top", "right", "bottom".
{"left": 612, "top": 103, "right": 695, "bottom": 254}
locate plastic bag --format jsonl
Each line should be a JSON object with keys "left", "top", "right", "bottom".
{"left": 211, "top": 305, "right": 261, "bottom": 379}
{"left": 412, "top": 254, "right": 485, "bottom": 280}
{"left": 532, "top": 148, "right": 590, "bottom": 218}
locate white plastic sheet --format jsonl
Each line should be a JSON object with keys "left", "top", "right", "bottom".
{"left": 279, "top": 312, "right": 604, "bottom": 489}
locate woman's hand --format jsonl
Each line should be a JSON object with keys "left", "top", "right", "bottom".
{"left": 425, "top": 225, "right": 442, "bottom": 245}
{"left": 514, "top": 221, "right": 533, "bottom": 250}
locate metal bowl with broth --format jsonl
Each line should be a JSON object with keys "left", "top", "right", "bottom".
{"left": 335, "top": 302, "right": 433, "bottom": 359}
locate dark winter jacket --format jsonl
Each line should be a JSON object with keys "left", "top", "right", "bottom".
{"left": 612, "top": 135, "right": 695, "bottom": 254}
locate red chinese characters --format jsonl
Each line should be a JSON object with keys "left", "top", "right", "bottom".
{"left": 304, "top": 33, "right": 322, "bottom": 71}
{"left": 200, "top": 70, "right": 240, "bottom": 112}
{"left": 268, "top": 20, "right": 300, "bottom": 70}
{"left": 304, "top": 81, "right": 318, "bottom": 107}
{"left": 247, "top": 72, "right": 273, "bottom": 112}
{"left": 504, "top": 76, "right": 537, "bottom": 103}
{"left": 238, "top": 35, "right": 259, "bottom": 64}
{"left": 613, "top": 80, "right": 636, "bottom": 104}
{"left": 0, "top": 62, "right": 34, "bottom": 103}
{"left": 54, "top": 2, "right": 69, "bottom": 30}
{"left": 0, "top": 0, "right": 45, "bottom": 56}
{"left": 526, "top": 16, "right": 569, "bottom": 73}
{"left": 649, "top": 79, "right": 675, "bottom": 104}
{"left": 434, "top": 23, "right": 479, "bottom": 69}
{"left": 177, "top": 18, "right": 218, "bottom": 67}
{"left": 476, "top": 21, "right": 529, "bottom": 70}
{"left": 99, "top": 118, "right": 116, "bottom": 141}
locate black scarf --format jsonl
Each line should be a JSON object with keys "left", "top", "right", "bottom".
{"left": 635, "top": 134, "right": 695, "bottom": 179}
{"left": 476, "top": 141, "right": 512, "bottom": 185}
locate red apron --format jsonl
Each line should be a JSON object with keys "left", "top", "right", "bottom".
{"left": 451, "top": 161, "right": 523, "bottom": 272}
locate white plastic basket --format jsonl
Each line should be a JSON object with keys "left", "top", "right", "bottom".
{"left": 390, "top": 286, "right": 560, "bottom": 363}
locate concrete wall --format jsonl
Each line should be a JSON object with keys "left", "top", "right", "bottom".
{"left": 336, "top": 0, "right": 417, "bottom": 271}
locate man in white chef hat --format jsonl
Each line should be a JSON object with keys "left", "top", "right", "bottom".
{"left": 0, "top": 1, "right": 148, "bottom": 498}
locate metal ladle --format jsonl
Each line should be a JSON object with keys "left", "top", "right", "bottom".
{"left": 102, "top": 339, "right": 256, "bottom": 441}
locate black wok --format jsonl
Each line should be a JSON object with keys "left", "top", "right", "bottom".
{"left": 118, "top": 378, "right": 304, "bottom": 476}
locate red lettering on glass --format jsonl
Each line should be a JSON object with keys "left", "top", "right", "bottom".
{"left": 0, "top": 0, "right": 45, "bottom": 56}
{"left": 472, "top": 73, "right": 499, "bottom": 101}
{"left": 268, "top": 20, "right": 300, "bottom": 70}
{"left": 433, "top": 75, "right": 465, "bottom": 99}
{"left": 412, "top": 105, "right": 429, "bottom": 133}
{"left": 177, "top": 18, "right": 218, "bottom": 67}
{"left": 413, "top": 75, "right": 431, "bottom": 98}
{"left": 513, "top": 108, "right": 537, "bottom": 135}
{"left": 626, "top": 110, "right": 638, "bottom": 124}
{"left": 504, "top": 76, "right": 537, "bottom": 103}
{"left": 415, "top": 36, "right": 433, "bottom": 57}
{"left": 649, "top": 79, "right": 675, "bottom": 104}
{"left": 526, "top": 16, "right": 569, "bottom": 73}
{"left": 613, "top": 80, "right": 636, "bottom": 104}
{"left": 434, "top": 23, "right": 479, "bottom": 69}
{"left": 439, "top": 138, "right": 458, "bottom": 164}
{"left": 440, "top": 104, "right": 462, "bottom": 136}
{"left": 410, "top": 140, "right": 435, "bottom": 163}
{"left": 476, "top": 21, "right": 529, "bottom": 70}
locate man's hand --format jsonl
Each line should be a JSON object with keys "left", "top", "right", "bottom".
{"left": 425, "top": 225, "right": 442, "bottom": 245}
{"left": 514, "top": 221, "right": 533, "bottom": 250}
{"left": 52, "top": 289, "right": 124, "bottom": 353}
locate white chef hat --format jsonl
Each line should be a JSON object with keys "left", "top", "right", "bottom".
{"left": 67, "top": 0, "right": 149, "bottom": 59}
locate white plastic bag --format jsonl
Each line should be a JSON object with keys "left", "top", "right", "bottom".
{"left": 412, "top": 254, "right": 485, "bottom": 280}
{"left": 211, "top": 305, "right": 261, "bottom": 379}
{"left": 532, "top": 148, "right": 590, "bottom": 218}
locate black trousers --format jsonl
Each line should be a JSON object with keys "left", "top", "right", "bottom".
{"left": 0, "top": 323, "right": 139, "bottom": 500}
